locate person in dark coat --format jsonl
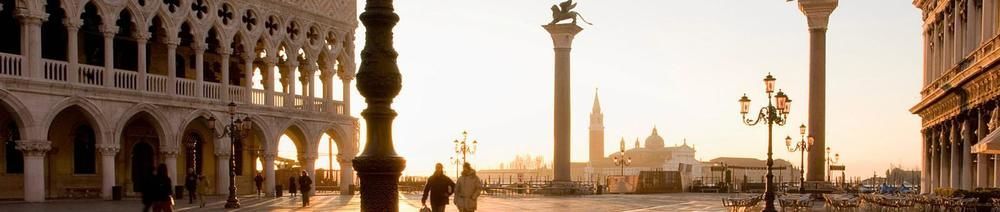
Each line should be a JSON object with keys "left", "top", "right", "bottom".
{"left": 422, "top": 163, "right": 455, "bottom": 212}
{"left": 184, "top": 169, "right": 198, "bottom": 204}
{"left": 298, "top": 171, "right": 313, "bottom": 207}
{"left": 254, "top": 173, "right": 265, "bottom": 197}
{"left": 141, "top": 174, "right": 154, "bottom": 212}
{"left": 151, "top": 164, "right": 174, "bottom": 212}
{"left": 288, "top": 176, "right": 298, "bottom": 197}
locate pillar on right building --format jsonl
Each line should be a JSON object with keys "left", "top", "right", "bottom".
{"left": 798, "top": 0, "right": 838, "bottom": 183}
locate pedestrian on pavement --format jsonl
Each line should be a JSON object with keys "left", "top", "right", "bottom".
{"left": 288, "top": 176, "right": 298, "bottom": 197}
{"left": 454, "top": 163, "right": 483, "bottom": 212}
{"left": 254, "top": 173, "right": 265, "bottom": 197}
{"left": 298, "top": 171, "right": 313, "bottom": 207}
{"left": 197, "top": 175, "right": 210, "bottom": 208}
{"left": 421, "top": 163, "right": 455, "bottom": 212}
{"left": 185, "top": 169, "right": 198, "bottom": 204}
{"left": 151, "top": 164, "right": 175, "bottom": 212}
{"left": 141, "top": 172, "right": 154, "bottom": 212}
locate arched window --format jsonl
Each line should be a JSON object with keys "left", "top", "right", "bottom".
{"left": 4, "top": 122, "right": 22, "bottom": 173}
{"left": 73, "top": 125, "right": 96, "bottom": 174}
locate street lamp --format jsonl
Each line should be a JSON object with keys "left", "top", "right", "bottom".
{"left": 452, "top": 131, "right": 477, "bottom": 178}
{"left": 208, "top": 102, "right": 253, "bottom": 209}
{"left": 785, "top": 124, "right": 813, "bottom": 193}
{"left": 738, "top": 73, "right": 791, "bottom": 212}
{"left": 825, "top": 147, "right": 840, "bottom": 183}
{"left": 612, "top": 138, "right": 632, "bottom": 177}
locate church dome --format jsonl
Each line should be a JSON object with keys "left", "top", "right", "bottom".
{"left": 645, "top": 126, "right": 664, "bottom": 149}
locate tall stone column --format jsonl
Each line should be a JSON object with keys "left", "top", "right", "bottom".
{"left": 941, "top": 125, "right": 951, "bottom": 188}
{"left": 951, "top": 120, "right": 962, "bottom": 188}
{"left": 193, "top": 43, "right": 206, "bottom": 97}
{"left": 961, "top": 117, "right": 974, "bottom": 189}
{"left": 16, "top": 140, "right": 50, "bottom": 202}
{"left": 166, "top": 40, "right": 179, "bottom": 95}
{"left": 102, "top": 28, "right": 116, "bottom": 87}
{"left": 921, "top": 131, "right": 930, "bottom": 194}
{"left": 66, "top": 21, "right": 80, "bottom": 83}
{"left": 798, "top": 0, "right": 837, "bottom": 182}
{"left": 216, "top": 140, "right": 232, "bottom": 195}
{"left": 220, "top": 48, "right": 232, "bottom": 101}
{"left": 262, "top": 152, "right": 276, "bottom": 196}
{"left": 979, "top": 109, "right": 991, "bottom": 187}
{"left": 342, "top": 76, "right": 353, "bottom": 115}
{"left": 136, "top": 33, "right": 150, "bottom": 91}
{"left": 930, "top": 128, "right": 939, "bottom": 191}
{"left": 986, "top": 0, "right": 997, "bottom": 41}
{"left": 352, "top": 0, "right": 407, "bottom": 211}
{"left": 99, "top": 146, "right": 119, "bottom": 200}
{"left": 162, "top": 148, "right": 179, "bottom": 185}
{"left": 543, "top": 23, "right": 582, "bottom": 182}
{"left": 339, "top": 157, "right": 355, "bottom": 194}
{"left": 16, "top": 11, "right": 43, "bottom": 78}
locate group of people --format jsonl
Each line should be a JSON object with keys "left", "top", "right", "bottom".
{"left": 284, "top": 171, "right": 315, "bottom": 207}
{"left": 421, "top": 162, "right": 483, "bottom": 212}
{"left": 138, "top": 163, "right": 313, "bottom": 211}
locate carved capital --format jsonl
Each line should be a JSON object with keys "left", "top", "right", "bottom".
{"left": 15, "top": 140, "right": 51, "bottom": 156}
{"left": 543, "top": 24, "right": 583, "bottom": 49}
{"left": 15, "top": 9, "right": 47, "bottom": 25}
{"left": 798, "top": 0, "right": 838, "bottom": 29}
{"left": 63, "top": 18, "right": 82, "bottom": 30}
{"left": 97, "top": 145, "right": 120, "bottom": 156}
{"left": 160, "top": 147, "right": 180, "bottom": 157}
{"left": 261, "top": 152, "right": 277, "bottom": 161}
{"left": 299, "top": 154, "right": 318, "bottom": 162}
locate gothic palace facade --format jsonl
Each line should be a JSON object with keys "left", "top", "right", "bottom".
{"left": 0, "top": 0, "right": 360, "bottom": 201}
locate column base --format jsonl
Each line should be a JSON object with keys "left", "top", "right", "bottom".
{"left": 801, "top": 181, "right": 835, "bottom": 193}
{"left": 353, "top": 155, "right": 405, "bottom": 212}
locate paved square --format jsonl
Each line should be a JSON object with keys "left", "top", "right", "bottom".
{"left": 0, "top": 193, "right": 737, "bottom": 211}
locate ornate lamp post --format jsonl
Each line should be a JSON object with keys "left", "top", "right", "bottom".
{"left": 825, "top": 147, "right": 839, "bottom": 183}
{"left": 208, "top": 102, "right": 253, "bottom": 209}
{"left": 612, "top": 138, "right": 632, "bottom": 177}
{"left": 785, "top": 124, "right": 813, "bottom": 193}
{"left": 738, "top": 73, "right": 792, "bottom": 212}
{"left": 451, "top": 131, "right": 477, "bottom": 178}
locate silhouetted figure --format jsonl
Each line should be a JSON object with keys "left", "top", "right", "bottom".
{"left": 254, "top": 173, "right": 265, "bottom": 197}
{"left": 298, "top": 171, "right": 313, "bottom": 207}
{"left": 141, "top": 174, "right": 153, "bottom": 212}
{"left": 288, "top": 177, "right": 298, "bottom": 197}
{"left": 151, "top": 164, "right": 174, "bottom": 212}
{"left": 422, "top": 163, "right": 455, "bottom": 212}
{"left": 184, "top": 169, "right": 197, "bottom": 204}
{"left": 454, "top": 163, "right": 483, "bottom": 212}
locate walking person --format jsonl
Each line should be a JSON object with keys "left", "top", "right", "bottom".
{"left": 254, "top": 173, "right": 265, "bottom": 197}
{"left": 151, "top": 164, "right": 175, "bottom": 212}
{"left": 454, "top": 163, "right": 483, "bottom": 212}
{"left": 141, "top": 173, "right": 154, "bottom": 212}
{"left": 197, "top": 175, "right": 210, "bottom": 208}
{"left": 421, "top": 163, "right": 455, "bottom": 212}
{"left": 184, "top": 169, "right": 198, "bottom": 204}
{"left": 288, "top": 176, "right": 298, "bottom": 197}
{"left": 298, "top": 171, "right": 313, "bottom": 207}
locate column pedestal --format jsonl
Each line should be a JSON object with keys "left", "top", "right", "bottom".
{"left": 543, "top": 23, "right": 583, "bottom": 183}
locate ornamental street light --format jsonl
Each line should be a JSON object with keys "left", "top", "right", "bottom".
{"left": 785, "top": 124, "right": 813, "bottom": 193}
{"left": 826, "top": 147, "right": 840, "bottom": 183}
{"left": 208, "top": 102, "right": 253, "bottom": 209}
{"left": 613, "top": 138, "right": 632, "bottom": 177}
{"left": 451, "top": 131, "right": 477, "bottom": 178}
{"left": 738, "top": 73, "right": 792, "bottom": 212}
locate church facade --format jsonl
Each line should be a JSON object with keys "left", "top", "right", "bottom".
{"left": 0, "top": 0, "right": 359, "bottom": 201}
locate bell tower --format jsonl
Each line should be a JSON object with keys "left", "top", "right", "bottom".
{"left": 589, "top": 89, "right": 604, "bottom": 162}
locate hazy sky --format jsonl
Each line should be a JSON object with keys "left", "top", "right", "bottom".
{"left": 335, "top": 0, "right": 924, "bottom": 177}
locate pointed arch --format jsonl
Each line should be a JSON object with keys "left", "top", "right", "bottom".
{"left": 41, "top": 96, "right": 108, "bottom": 144}
{"left": 114, "top": 103, "right": 171, "bottom": 148}
{"left": 0, "top": 89, "right": 33, "bottom": 140}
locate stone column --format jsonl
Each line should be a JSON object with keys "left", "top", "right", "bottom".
{"left": 930, "top": 128, "right": 939, "bottom": 191}
{"left": 16, "top": 11, "right": 43, "bottom": 78}
{"left": 986, "top": 0, "right": 997, "bottom": 40}
{"left": 320, "top": 70, "right": 333, "bottom": 112}
{"left": 301, "top": 64, "right": 316, "bottom": 111}
{"left": 941, "top": 126, "right": 950, "bottom": 188}
{"left": 16, "top": 140, "right": 51, "bottom": 202}
{"left": 136, "top": 33, "right": 150, "bottom": 91}
{"left": 262, "top": 152, "right": 276, "bottom": 196}
{"left": 243, "top": 54, "right": 254, "bottom": 91}
{"left": 216, "top": 147, "right": 232, "bottom": 195}
{"left": 799, "top": 0, "right": 837, "bottom": 182}
{"left": 952, "top": 120, "right": 962, "bottom": 188}
{"left": 352, "top": 1, "right": 407, "bottom": 210}
{"left": 102, "top": 28, "right": 116, "bottom": 87}
{"left": 99, "top": 146, "right": 119, "bottom": 200}
{"left": 162, "top": 148, "right": 179, "bottom": 185}
{"left": 543, "top": 23, "right": 582, "bottom": 183}
{"left": 961, "top": 117, "right": 973, "bottom": 190}
{"left": 979, "top": 109, "right": 991, "bottom": 187}
{"left": 922, "top": 130, "right": 930, "bottom": 194}
{"left": 166, "top": 40, "right": 179, "bottom": 95}
{"left": 220, "top": 48, "right": 232, "bottom": 101}
{"left": 193, "top": 43, "right": 206, "bottom": 97}
{"left": 338, "top": 155, "right": 354, "bottom": 194}
{"left": 263, "top": 59, "right": 276, "bottom": 106}
{"left": 285, "top": 60, "right": 298, "bottom": 108}
{"left": 342, "top": 76, "right": 352, "bottom": 115}
{"left": 66, "top": 21, "right": 80, "bottom": 83}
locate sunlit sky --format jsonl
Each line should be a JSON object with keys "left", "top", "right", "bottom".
{"left": 285, "top": 0, "right": 925, "bottom": 178}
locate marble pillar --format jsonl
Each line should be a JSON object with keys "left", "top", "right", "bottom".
{"left": 930, "top": 128, "right": 939, "bottom": 191}
{"left": 941, "top": 127, "right": 950, "bottom": 188}
{"left": 66, "top": 21, "right": 80, "bottom": 83}
{"left": 922, "top": 131, "right": 930, "bottom": 194}
{"left": 339, "top": 160, "right": 354, "bottom": 194}
{"left": 16, "top": 140, "right": 51, "bottom": 202}
{"left": 102, "top": 29, "right": 115, "bottom": 87}
{"left": 216, "top": 139, "right": 232, "bottom": 195}
{"left": 798, "top": 0, "right": 838, "bottom": 182}
{"left": 99, "top": 146, "right": 119, "bottom": 200}
{"left": 961, "top": 118, "right": 973, "bottom": 190}
{"left": 952, "top": 121, "right": 961, "bottom": 188}
{"left": 162, "top": 149, "right": 179, "bottom": 185}
{"left": 543, "top": 23, "right": 582, "bottom": 182}
{"left": 262, "top": 153, "right": 276, "bottom": 196}
{"left": 979, "top": 109, "right": 991, "bottom": 187}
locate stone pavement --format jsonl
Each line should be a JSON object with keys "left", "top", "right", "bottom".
{"left": 0, "top": 193, "right": 734, "bottom": 211}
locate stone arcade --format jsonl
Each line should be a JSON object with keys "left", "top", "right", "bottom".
{"left": 0, "top": 0, "right": 360, "bottom": 202}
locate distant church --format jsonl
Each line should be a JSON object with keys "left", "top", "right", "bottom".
{"left": 571, "top": 91, "right": 704, "bottom": 181}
